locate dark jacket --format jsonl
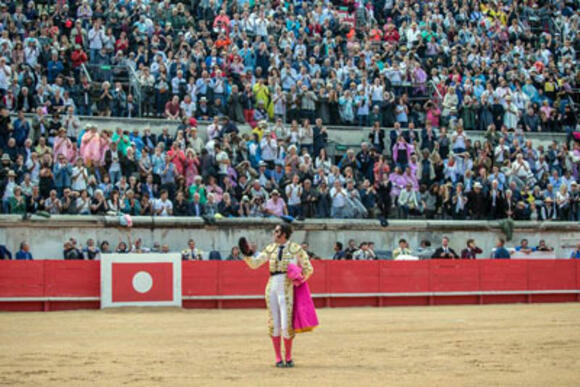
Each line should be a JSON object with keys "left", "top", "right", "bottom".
{"left": 460, "top": 247, "right": 483, "bottom": 259}
{"left": 432, "top": 247, "right": 459, "bottom": 259}
{"left": 368, "top": 129, "right": 385, "bottom": 153}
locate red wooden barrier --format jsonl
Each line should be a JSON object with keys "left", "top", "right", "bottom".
{"left": 0, "top": 261, "right": 44, "bottom": 297}
{"left": 44, "top": 261, "right": 100, "bottom": 297}
{"left": 380, "top": 261, "right": 430, "bottom": 293}
{"left": 0, "top": 260, "right": 578, "bottom": 311}
{"left": 182, "top": 261, "right": 219, "bottom": 296}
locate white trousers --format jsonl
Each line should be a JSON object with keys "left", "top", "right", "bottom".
{"left": 268, "top": 274, "right": 290, "bottom": 338}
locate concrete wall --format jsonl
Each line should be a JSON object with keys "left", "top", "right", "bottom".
{"left": 76, "top": 115, "right": 567, "bottom": 150}
{"left": 21, "top": 114, "right": 567, "bottom": 154}
{"left": 1, "top": 215, "right": 578, "bottom": 259}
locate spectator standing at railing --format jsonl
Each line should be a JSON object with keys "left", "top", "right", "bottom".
{"left": 63, "top": 240, "right": 84, "bottom": 260}
{"left": 571, "top": 243, "right": 580, "bottom": 259}
{"left": 181, "top": 238, "right": 203, "bottom": 261}
{"left": 460, "top": 239, "right": 483, "bottom": 259}
{"left": 352, "top": 242, "right": 375, "bottom": 260}
{"left": 15, "top": 241, "right": 32, "bottom": 260}
{"left": 535, "top": 240, "right": 554, "bottom": 253}
{"left": 393, "top": 239, "right": 412, "bottom": 259}
{"left": 332, "top": 242, "right": 346, "bottom": 260}
{"left": 493, "top": 239, "right": 511, "bottom": 259}
{"left": 432, "top": 237, "right": 459, "bottom": 259}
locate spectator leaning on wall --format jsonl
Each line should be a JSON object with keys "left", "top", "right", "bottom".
{"left": 15, "top": 241, "right": 32, "bottom": 260}
{"left": 493, "top": 239, "right": 511, "bottom": 259}
{"left": 432, "top": 237, "right": 459, "bottom": 259}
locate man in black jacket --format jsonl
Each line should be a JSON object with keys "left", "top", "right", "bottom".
{"left": 313, "top": 118, "right": 328, "bottom": 158}
{"left": 487, "top": 180, "right": 505, "bottom": 220}
{"left": 431, "top": 236, "right": 459, "bottom": 259}
{"left": 468, "top": 182, "right": 488, "bottom": 219}
{"left": 368, "top": 122, "right": 385, "bottom": 153}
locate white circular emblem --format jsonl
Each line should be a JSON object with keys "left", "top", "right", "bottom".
{"left": 132, "top": 271, "right": 153, "bottom": 293}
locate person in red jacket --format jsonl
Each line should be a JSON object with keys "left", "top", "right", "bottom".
{"left": 460, "top": 239, "right": 483, "bottom": 259}
{"left": 71, "top": 44, "right": 88, "bottom": 69}
{"left": 383, "top": 22, "right": 400, "bottom": 43}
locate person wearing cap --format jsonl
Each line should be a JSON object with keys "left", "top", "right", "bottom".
{"left": 253, "top": 99, "right": 268, "bottom": 123}
{"left": 1, "top": 169, "right": 17, "bottom": 211}
{"left": 264, "top": 189, "right": 287, "bottom": 217}
{"left": 468, "top": 182, "right": 487, "bottom": 219}
{"left": 541, "top": 196, "right": 557, "bottom": 220}
{"left": 195, "top": 96, "right": 212, "bottom": 121}
{"left": 243, "top": 223, "right": 316, "bottom": 367}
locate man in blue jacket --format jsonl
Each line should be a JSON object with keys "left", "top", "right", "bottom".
{"left": 571, "top": 243, "right": 580, "bottom": 259}
{"left": 493, "top": 238, "right": 511, "bottom": 259}
{"left": 15, "top": 242, "right": 33, "bottom": 260}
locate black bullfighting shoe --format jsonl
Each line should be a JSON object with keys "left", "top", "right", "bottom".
{"left": 275, "top": 361, "right": 285, "bottom": 368}
{"left": 285, "top": 360, "right": 294, "bottom": 368}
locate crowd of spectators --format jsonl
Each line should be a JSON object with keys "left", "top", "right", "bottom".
{"left": 0, "top": 1, "right": 578, "bottom": 125}
{"left": 0, "top": 0, "right": 580, "bottom": 223}
{"left": 3, "top": 236, "right": 579, "bottom": 260}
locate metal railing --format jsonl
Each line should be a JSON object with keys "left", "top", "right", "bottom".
{"left": 80, "top": 63, "right": 92, "bottom": 83}
{"left": 127, "top": 65, "right": 143, "bottom": 118}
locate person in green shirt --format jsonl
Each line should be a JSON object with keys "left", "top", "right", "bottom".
{"left": 111, "top": 127, "right": 131, "bottom": 156}
{"left": 188, "top": 175, "right": 207, "bottom": 205}
{"left": 9, "top": 186, "right": 27, "bottom": 214}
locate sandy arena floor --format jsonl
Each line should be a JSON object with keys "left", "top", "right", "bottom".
{"left": 1, "top": 304, "right": 579, "bottom": 387}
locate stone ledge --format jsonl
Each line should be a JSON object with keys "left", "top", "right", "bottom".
{"left": 2, "top": 215, "right": 578, "bottom": 232}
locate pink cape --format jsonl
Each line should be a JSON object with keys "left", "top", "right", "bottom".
{"left": 287, "top": 263, "right": 319, "bottom": 333}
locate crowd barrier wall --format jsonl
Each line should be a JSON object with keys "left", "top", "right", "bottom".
{"left": 1, "top": 260, "right": 579, "bottom": 311}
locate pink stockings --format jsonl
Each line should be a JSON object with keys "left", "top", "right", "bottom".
{"left": 271, "top": 336, "right": 293, "bottom": 363}
{"left": 283, "top": 337, "right": 293, "bottom": 362}
{"left": 271, "top": 336, "right": 282, "bottom": 363}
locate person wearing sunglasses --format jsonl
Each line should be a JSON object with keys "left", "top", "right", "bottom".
{"left": 242, "top": 223, "right": 315, "bottom": 368}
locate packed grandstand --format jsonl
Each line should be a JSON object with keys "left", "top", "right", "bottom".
{"left": 0, "top": 0, "right": 579, "bottom": 223}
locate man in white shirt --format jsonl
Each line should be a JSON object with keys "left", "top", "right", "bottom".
{"left": 494, "top": 138, "right": 509, "bottom": 164}
{"left": 260, "top": 130, "right": 278, "bottom": 168}
{"left": 398, "top": 183, "right": 419, "bottom": 218}
{"left": 511, "top": 153, "right": 531, "bottom": 181}
{"left": 63, "top": 106, "right": 80, "bottom": 140}
{"left": 406, "top": 22, "right": 421, "bottom": 48}
{"left": 88, "top": 19, "right": 105, "bottom": 63}
{"left": 180, "top": 95, "right": 196, "bottom": 119}
{"left": 171, "top": 70, "right": 187, "bottom": 97}
{"left": 215, "top": 143, "right": 230, "bottom": 176}
{"left": 23, "top": 40, "right": 40, "bottom": 68}
{"left": 285, "top": 174, "right": 303, "bottom": 217}
{"left": 255, "top": 13, "right": 269, "bottom": 38}
{"left": 154, "top": 189, "right": 173, "bottom": 216}
{"left": 188, "top": 127, "right": 204, "bottom": 155}
{"left": 206, "top": 116, "right": 222, "bottom": 140}
{"left": 0, "top": 57, "right": 11, "bottom": 94}
{"left": 330, "top": 180, "right": 348, "bottom": 218}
